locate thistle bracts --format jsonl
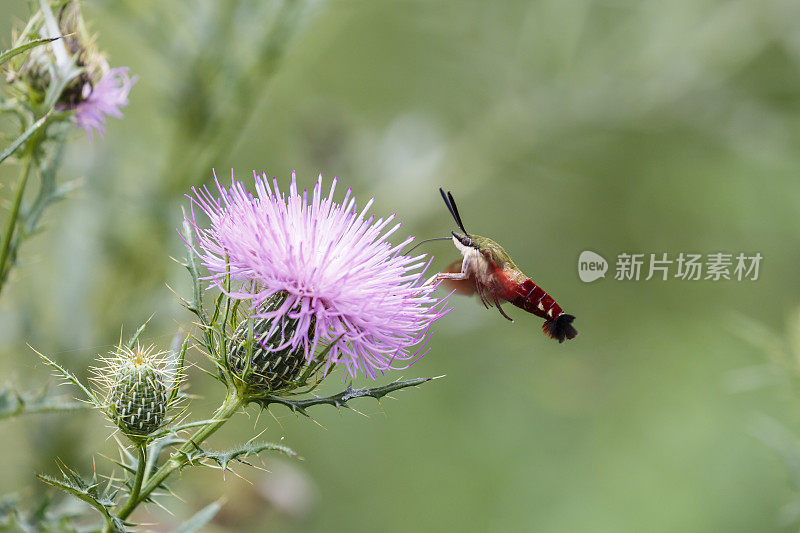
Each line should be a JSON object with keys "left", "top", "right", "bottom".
{"left": 111, "top": 363, "right": 166, "bottom": 436}
{"left": 92, "top": 344, "right": 178, "bottom": 439}
{"left": 228, "top": 318, "right": 307, "bottom": 392}
{"left": 225, "top": 292, "right": 316, "bottom": 392}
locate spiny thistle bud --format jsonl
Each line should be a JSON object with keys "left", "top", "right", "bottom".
{"left": 92, "top": 345, "right": 177, "bottom": 438}
{"left": 228, "top": 293, "right": 315, "bottom": 392}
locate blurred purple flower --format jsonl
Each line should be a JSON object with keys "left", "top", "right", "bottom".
{"left": 185, "top": 171, "right": 450, "bottom": 379}
{"left": 74, "top": 67, "right": 137, "bottom": 138}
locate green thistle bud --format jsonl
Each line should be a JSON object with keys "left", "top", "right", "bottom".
{"left": 93, "top": 345, "right": 176, "bottom": 438}
{"left": 228, "top": 297, "right": 315, "bottom": 392}
{"left": 111, "top": 363, "right": 167, "bottom": 436}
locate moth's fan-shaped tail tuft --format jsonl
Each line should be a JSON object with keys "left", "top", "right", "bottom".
{"left": 542, "top": 314, "right": 578, "bottom": 343}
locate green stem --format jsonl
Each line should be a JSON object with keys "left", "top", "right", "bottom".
{"left": 116, "top": 391, "right": 243, "bottom": 522}
{"left": 116, "top": 444, "right": 146, "bottom": 520}
{"left": 0, "top": 153, "right": 33, "bottom": 296}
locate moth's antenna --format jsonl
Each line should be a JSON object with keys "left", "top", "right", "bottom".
{"left": 405, "top": 236, "right": 452, "bottom": 255}
{"left": 439, "top": 188, "right": 468, "bottom": 235}
{"left": 447, "top": 191, "right": 468, "bottom": 234}
{"left": 439, "top": 188, "right": 455, "bottom": 222}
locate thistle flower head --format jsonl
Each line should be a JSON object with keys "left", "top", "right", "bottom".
{"left": 92, "top": 344, "right": 177, "bottom": 438}
{"left": 185, "top": 171, "right": 450, "bottom": 380}
{"left": 7, "top": 0, "right": 136, "bottom": 138}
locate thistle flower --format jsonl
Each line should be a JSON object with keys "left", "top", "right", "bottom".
{"left": 72, "top": 66, "right": 136, "bottom": 138}
{"left": 92, "top": 344, "right": 176, "bottom": 438}
{"left": 185, "top": 171, "right": 450, "bottom": 380}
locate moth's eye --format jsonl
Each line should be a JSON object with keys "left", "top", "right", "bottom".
{"left": 464, "top": 237, "right": 473, "bottom": 247}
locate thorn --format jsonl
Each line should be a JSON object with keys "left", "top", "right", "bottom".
{"left": 266, "top": 407, "right": 284, "bottom": 430}
{"left": 348, "top": 406, "right": 369, "bottom": 418}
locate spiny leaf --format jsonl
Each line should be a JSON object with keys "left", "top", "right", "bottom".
{"left": 167, "top": 334, "right": 190, "bottom": 404}
{"left": 0, "top": 37, "right": 59, "bottom": 66}
{"left": 152, "top": 419, "right": 224, "bottom": 437}
{"left": 254, "top": 376, "right": 443, "bottom": 417}
{"left": 0, "top": 110, "right": 53, "bottom": 165}
{"left": 37, "top": 475, "right": 124, "bottom": 532}
{"left": 0, "top": 383, "right": 88, "bottom": 420}
{"left": 197, "top": 441, "right": 298, "bottom": 471}
{"left": 0, "top": 491, "right": 83, "bottom": 531}
{"left": 179, "top": 215, "right": 207, "bottom": 322}
{"left": 36, "top": 462, "right": 125, "bottom": 532}
{"left": 174, "top": 500, "right": 224, "bottom": 533}
{"left": 31, "top": 347, "right": 99, "bottom": 406}
{"left": 125, "top": 314, "right": 155, "bottom": 351}
{"left": 144, "top": 435, "right": 186, "bottom": 481}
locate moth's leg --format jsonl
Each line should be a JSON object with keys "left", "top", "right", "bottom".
{"left": 437, "top": 272, "right": 470, "bottom": 280}
{"left": 424, "top": 271, "right": 469, "bottom": 286}
{"left": 495, "top": 303, "right": 514, "bottom": 322}
{"left": 476, "top": 285, "right": 490, "bottom": 309}
{"left": 486, "top": 291, "right": 513, "bottom": 321}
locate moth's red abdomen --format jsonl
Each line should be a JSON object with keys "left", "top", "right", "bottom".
{"left": 509, "top": 277, "right": 577, "bottom": 342}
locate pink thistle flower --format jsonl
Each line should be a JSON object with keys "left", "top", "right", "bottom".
{"left": 74, "top": 67, "right": 137, "bottom": 138}
{"left": 184, "top": 171, "right": 450, "bottom": 380}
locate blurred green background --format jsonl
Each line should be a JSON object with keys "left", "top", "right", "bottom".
{"left": 3, "top": 0, "right": 800, "bottom": 531}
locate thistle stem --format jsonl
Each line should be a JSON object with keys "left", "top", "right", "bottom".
{"left": 115, "top": 391, "right": 243, "bottom": 521}
{"left": 116, "top": 443, "right": 146, "bottom": 521}
{"left": 0, "top": 152, "right": 33, "bottom": 296}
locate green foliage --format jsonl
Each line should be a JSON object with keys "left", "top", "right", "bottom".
{"left": 0, "top": 37, "right": 59, "bottom": 66}
{"left": 0, "top": 110, "right": 53, "bottom": 165}
{"left": 0, "top": 492, "right": 83, "bottom": 532}
{"left": 0, "top": 383, "right": 87, "bottom": 420}
{"left": 36, "top": 461, "right": 126, "bottom": 532}
{"left": 0, "top": 0, "right": 86, "bottom": 296}
{"left": 254, "top": 376, "right": 441, "bottom": 418}
{"left": 0, "top": 134, "right": 76, "bottom": 294}
{"left": 33, "top": 349, "right": 99, "bottom": 407}
{"left": 194, "top": 440, "right": 298, "bottom": 471}
{"left": 174, "top": 500, "right": 224, "bottom": 533}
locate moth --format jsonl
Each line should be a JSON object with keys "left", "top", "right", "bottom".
{"left": 431, "top": 189, "right": 577, "bottom": 342}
